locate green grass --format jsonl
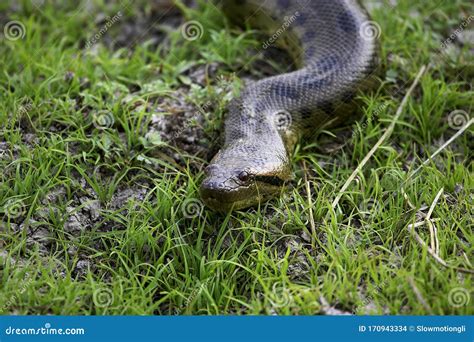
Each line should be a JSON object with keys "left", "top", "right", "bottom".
{"left": 0, "top": 0, "right": 472, "bottom": 315}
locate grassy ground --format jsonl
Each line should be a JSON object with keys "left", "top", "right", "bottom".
{"left": 0, "top": 0, "right": 472, "bottom": 315}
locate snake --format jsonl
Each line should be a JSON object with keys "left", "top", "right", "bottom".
{"left": 200, "top": 0, "right": 381, "bottom": 211}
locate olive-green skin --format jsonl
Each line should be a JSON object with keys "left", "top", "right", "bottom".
{"left": 200, "top": 0, "right": 381, "bottom": 211}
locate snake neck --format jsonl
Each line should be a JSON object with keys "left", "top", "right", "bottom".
{"left": 223, "top": 0, "right": 380, "bottom": 139}
{"left": 224, "top": 93, "right": 299, "bottom": 155}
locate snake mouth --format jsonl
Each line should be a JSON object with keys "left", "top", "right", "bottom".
{"left": 200, "top": 195, "right": 244, "bottom": 212}
{"left": 200, "top": 178, "right": 283, "bottom": 211}
{"left": 201, "top": 189, "right": 280, "bottom": 212}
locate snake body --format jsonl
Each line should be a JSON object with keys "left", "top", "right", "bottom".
{"left": 200, "top": 0, "right": 381, "bottom": 211}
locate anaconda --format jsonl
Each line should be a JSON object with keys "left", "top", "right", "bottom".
{"left": 200, "top": 0, "right": 381, "bottom": 211}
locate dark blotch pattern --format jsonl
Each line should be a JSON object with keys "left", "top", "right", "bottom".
{"left": 314, "top": 55, "right": 340, "bottom": 73}
{"left": 340, "top": 91, "right": 356, "bottom": 103}
{"left": 337, "top": 10, "right": 357, "bottom": 33}
{"left": 270, "top": 83, "right": 300, "bottom": 100}
{"left": 295, "top": 13, "right": 307, "bottom": 26}
{"left": 302, "top": 30, "right": 317, "bottom": 41}
{"left": 277, "top": 0, "right": 291, "bottom": 9}
{"left": 254, "top": 175, "right": 286, "bottom": 186}
{"left": 318, "top": 100, "right": 335, "bottom": 115}
{"left": 305, "top": 77, "right": 331, "bottom": 90}
{"left": 303, "top": 46, "right": 318, "bottom": 59}
{"left": 298, "top": 107, "right": 313, "bottom": 120}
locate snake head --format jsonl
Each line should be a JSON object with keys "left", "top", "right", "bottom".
{"left": 200, "top": 139, "right": 291, "bottom": 211}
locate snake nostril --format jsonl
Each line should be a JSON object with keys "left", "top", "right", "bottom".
{"left": 200, "top": 180, "right": 221, "bottom": 200}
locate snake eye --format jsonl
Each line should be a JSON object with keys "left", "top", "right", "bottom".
{"left": 237, "top": 171, "right": 251, "bottom": 183}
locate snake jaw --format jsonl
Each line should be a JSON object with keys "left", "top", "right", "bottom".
{"left": 200, "top": 178, "right": 284, "bottom": 212}
{"left": 200, "top": 150, "right": 290, "bottom": 211}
